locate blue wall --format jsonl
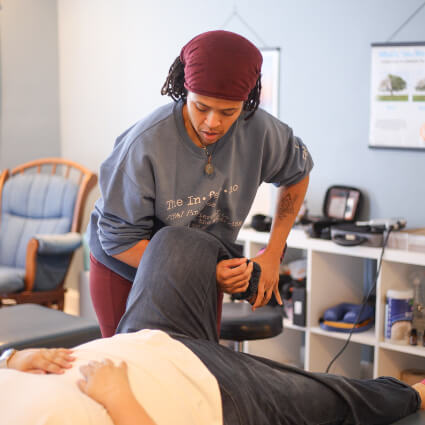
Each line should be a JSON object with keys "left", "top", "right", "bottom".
{"left": 7, "top": 0, "right": 425, "bottom": 228}
{"left": 228, "top": 0, "right": 425, "bottom": 227}
{"left": 0, "top": 0, "right": 60, "bottom": 170}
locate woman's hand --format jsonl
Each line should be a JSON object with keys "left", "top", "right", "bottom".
{"left": 216, "top": 258, "right": 253, "bottom": 294}
{"left": 7, "top": 348, "right": 75, "bottom": 374}
{"left": 250, "top": 251, "right": 282, "bottom": 310}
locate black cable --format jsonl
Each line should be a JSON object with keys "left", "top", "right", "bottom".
{"left": 386, "top": 0, "right": 425, "bottom": 42}
{"left": 325, "top": 227, "right": 393, "bottom": 374}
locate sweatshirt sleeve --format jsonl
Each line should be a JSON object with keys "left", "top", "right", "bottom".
{"left": 262, "top": 121, "right": 314, "bottom": 187}
{"left": 95, "top": 155, "right": 155, "bottom": 256}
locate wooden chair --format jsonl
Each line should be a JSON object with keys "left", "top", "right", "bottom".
{"left": 0, "top": 158, "right": 97, "bottom": 309}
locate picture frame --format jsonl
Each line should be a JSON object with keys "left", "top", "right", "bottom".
{"left": 260, "top": 47, "right": 280, "bottom": 118}
{"left": 369, "top": 42, "right": 425, "bottom": 150}
{"left": 247, "top": 47, "right": 281, "bottom": 222}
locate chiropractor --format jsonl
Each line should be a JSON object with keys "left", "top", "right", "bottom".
{"left": 87, "top": 30, "right": 313, "bottom": 336}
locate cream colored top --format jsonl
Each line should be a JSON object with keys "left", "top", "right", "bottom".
{"left": 0, "top": 330, "right": 222, "bottom": 425}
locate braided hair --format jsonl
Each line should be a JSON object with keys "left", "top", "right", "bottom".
{"left": 161, "top": 56, "right": 262, "bottom": 120}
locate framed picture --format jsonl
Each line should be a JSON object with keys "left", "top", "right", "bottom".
{"left": 260, "top": 48, "right": 280, "bottom": 118}
{"left": 369, "top": 42, "right": 425, "bottom": 150}
{"left": 247, "top": 48, "right": 281, "bottom": 222}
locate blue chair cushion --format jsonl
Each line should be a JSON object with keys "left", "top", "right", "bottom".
{"left": 0, "top": 267, "right": 25, "bottom": 293}
{"left": 35, "top": 233, "right": 82, "bottom": 255}
{"left": 0, "top": 174, "right": 78, "bottom": 269}
{"left": 2, "top": 173, "right": 77, "bottom": 219}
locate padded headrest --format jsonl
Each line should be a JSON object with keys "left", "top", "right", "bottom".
{"left": 319, "top": 303, "right": 375, "bottom": 333}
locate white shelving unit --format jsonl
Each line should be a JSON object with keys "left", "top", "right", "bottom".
{"left": 236, "top": 227, "right": 425, "bottom": 380}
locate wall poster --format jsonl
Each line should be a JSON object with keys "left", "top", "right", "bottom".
{"left": 246, "top": 47, "right": 280, "bottom": 222}
{"left": 260, "top": 48, "right": 280, "bottom": 118}
{"left": 369, "top": 42, "right": 425, "bottom": 149}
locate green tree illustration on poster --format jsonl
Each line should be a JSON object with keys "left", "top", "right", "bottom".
{"left": 388, "top": 74, "right": 407, "bottom": 94}
{"left": 378, "top": 74, "right": 408, "bottom": 101}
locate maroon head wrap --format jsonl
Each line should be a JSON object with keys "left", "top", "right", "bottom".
{"left": 180, "top": 30, "right": 263, "bottom": 101}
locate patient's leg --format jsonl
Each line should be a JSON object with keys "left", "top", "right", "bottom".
{"left": 116, "top": 226, "right": 230, "bottom": 341}
{"left": 177, "top": 336, "right": 420, "bottom": 425}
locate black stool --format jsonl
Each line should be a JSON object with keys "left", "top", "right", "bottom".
{"left": 0, "top": 304, "right": 101, "bottom": 353}
{"left": 220, "top": 302, "right": 284, "bottom": 351}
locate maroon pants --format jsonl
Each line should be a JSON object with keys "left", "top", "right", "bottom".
{"left": 89, "top": 253, "right": 223, "bottom": 337}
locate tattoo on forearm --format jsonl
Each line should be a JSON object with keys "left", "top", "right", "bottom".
{"left": 278, "top": 193, "right": 298, "bottom": 219}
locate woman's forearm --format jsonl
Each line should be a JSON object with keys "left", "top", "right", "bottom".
{"left": 112, "top": 239, "right": 149, "bottom": 268}
{"left": 266, "top": 174, "right": 309, "bottom": 259}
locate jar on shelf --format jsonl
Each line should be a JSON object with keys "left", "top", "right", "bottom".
{"left": 385, "top": 289, "right": 414, "bottom": 345}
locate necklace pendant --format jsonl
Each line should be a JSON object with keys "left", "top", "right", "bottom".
{"left": 204, "top": 163, "right": 214, "bottom": 175}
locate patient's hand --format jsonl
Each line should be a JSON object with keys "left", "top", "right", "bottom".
{"left": 216, "top": 258, "right": 253, "bottom": 294}
{"left": 78, "top": 359, "right": 131, "bottom": 408}
{"left": 78, "top": 359, "right": 156, "bottom": 425}
{"left": 8, "top": 348, "right": 75, "bottom": 374}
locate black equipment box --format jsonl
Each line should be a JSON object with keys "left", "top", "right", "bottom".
{"left": 304, "top": 186, "right": 363, "bottom": 239}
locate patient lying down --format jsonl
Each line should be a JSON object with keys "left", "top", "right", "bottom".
{"left": 1, "top": 330, "right": 425, "bottom": 425}
{"left": 2, "top": 227, "right": 425, "bottom": 425}
{"left": 1, "top": 330, "right": 221, "bottom": 425}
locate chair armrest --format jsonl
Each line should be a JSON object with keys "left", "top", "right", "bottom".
{"left": 24, "top": 233, "right": 82, "bottom": 291}
{"left": 24, "top": 238, "right": 39, "bottom": 291}
{"left": 34, "top": 232, "right": 82, "bottom": 255}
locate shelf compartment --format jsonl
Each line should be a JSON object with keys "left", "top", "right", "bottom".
{"left": 379, "top": 261, "right": 424, "bottom": 295}
{"left": 247, "top": 328, "right": 305, "bottom": 369}
{"left": 284, "top": 318, "right": 307, "bottom": 332}
{"left": 236, "top": 227, "right": 425, "bottom": 381}
{"left": 307, "top": 332, "right": 370, "bottom": 378}
{"left": 310, "top": 326, "right": 376, "bottom": 347}
{"left": 306, "top": 238, "right": 380, "bottom": 260}
{"left": 308, "top": 251, "right": 368, "bottom": 328}
{"left": 377, "top": 262, "right": 425, "bottom": 346}
{"left": 383, "top": 248, "right": 425, "bottom": 267}
{"left": 379, "top": 341, "right": 425, "bottom": 357}
{"left": 377, "top": 345, "right": 425, "bottom": 379}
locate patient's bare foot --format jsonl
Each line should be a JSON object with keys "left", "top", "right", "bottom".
{"left": 412, "top": 382, "right": 425, "bottom": 409}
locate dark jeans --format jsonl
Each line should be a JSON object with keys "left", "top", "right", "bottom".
{"left": 117, "top": 226, "right": 420, "bottom": 425}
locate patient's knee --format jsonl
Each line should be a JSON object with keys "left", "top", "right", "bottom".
{"left": 148, "top": 226, "right": 222, "bottom": 264}
{"left": 151, "top": 226, "right": 210, "bottom": 246}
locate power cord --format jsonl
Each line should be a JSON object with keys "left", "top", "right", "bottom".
{"left": 325, "top": 227, "right": 394, "bottom": 373}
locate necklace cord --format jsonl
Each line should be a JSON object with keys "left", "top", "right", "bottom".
{"left": 188, "top": 121, "right": 217, "bottom": 175}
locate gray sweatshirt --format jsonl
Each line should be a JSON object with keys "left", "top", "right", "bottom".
{"left": 88, "top": 101, "right": 313, "bottom": 281}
